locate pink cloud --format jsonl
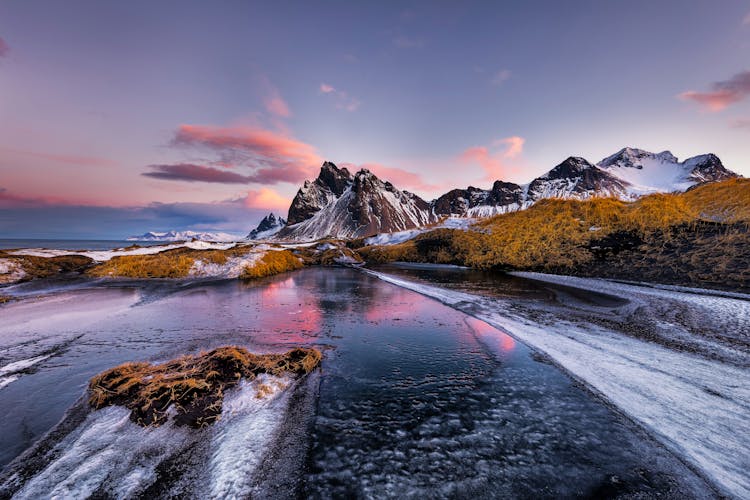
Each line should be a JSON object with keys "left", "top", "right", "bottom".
{"left": 263, "top": 85, "right": 291, "bottom": 118}
{"left": 491, "top": 69, "right": 511, "bottom": 86}
{"left": 743, "top": 12, "right": 750, "bottom": 25}
{"left": 171, "top": 124, "right": 323, "bottom": 184}
{"left": 393, "top": 35, "right": 425, "bottom": 48}
{"left": 319, "top": 83, "right": 360, "bottom": 111}
{"left": 678, "top": 71, "right": 750, "bottom": 111}
{"left": 343, "top": 162, "right": 441, "bottom": 192}
{"left": 0, "top": 37, "right": 9, "bottom": 58}
{"left": 243, "top": 187, "right": 290, "bottom": 210}
{"left": 730, "top": 118, "right": 750, "bottom": 129}
{"left": 459, "top": 136, "right": 525, "bottom": 181}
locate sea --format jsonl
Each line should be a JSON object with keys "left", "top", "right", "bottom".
{"left": 0, "top": 239, "right": 166, "bottom": 251}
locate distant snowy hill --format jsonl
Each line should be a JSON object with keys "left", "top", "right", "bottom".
{"left": 127, "top": 230, "right": 239, "bottom": 242}
{"left": 247, "top": 213, "right": 286, "bottom": 239}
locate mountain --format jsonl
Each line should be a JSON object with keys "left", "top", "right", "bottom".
{"left": 433, "top": 148, "right": 738, "bottom": 217}
{"left": 279, "top": 163, "right": 437, "bottom": 241}
{"left": 247, "top": 213, "right": 286, "bottom": 239}
{"left": 127, "top": 230, "right": 238, "bottom": 242}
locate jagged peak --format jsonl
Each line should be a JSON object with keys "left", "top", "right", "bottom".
{"left": 598, "top": 147, "right": 678, "bottom": 168}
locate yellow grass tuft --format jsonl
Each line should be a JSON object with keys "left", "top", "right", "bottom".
{"left": 88, "top": 346, "right": 322, "bottom": 427}
{"left": 240, "top": 250, "right": 303, "bottom": 279}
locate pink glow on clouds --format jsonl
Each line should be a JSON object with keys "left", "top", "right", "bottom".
{"left": 264, "top": 90, "right": 291, "bottom": 118}
{"left": 459, "top": 136, "right": 525, "bottom": 181}
{"left": 679, "top": 71, "right": 750, "bottom": 111}
{"left": 0, "top": 37, "right": 9, "bottom": 57}
{"left": 172, "top": 124, "right": 323, "bottom": 183}
{"left": 1, "top": 147, "right": 118, "bottom": 167}
{"left": 243, "top": 187, "right": 291, "bottom": 210}
{"left": 319, "top": 83, "right": 360, "bottom": 111}
{"left": 342, "top": 162, "right": 442, "bottom": 192}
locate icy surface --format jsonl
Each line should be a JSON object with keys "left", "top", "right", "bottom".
{"left": 9, "top": 375, "right": 293, "bottom": 498}
{"left": 366, "top": 269, "right": 750, "bottom": 498}
{"left": 7, "top": 241, "right": 237, "bottom": 262}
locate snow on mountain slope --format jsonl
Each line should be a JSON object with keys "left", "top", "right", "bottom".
{"left": 434, "top": 148, "right": 738, "bottom": 217}
{"left": 127, "top": 230, "right": 239, "bottom": 242}
{"left": 247, "top": 213, "right": 286, "bottom": 240}
{"left": 279, "top": 167, "right": 437, "bottom": 241}
{"left": 596, "top": 148, "right": 735, "bottom": 197}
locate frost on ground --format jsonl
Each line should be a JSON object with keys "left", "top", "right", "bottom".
{"left": 190, "top": 251, "right": 262, "bottom": 279}
{"left": 8, "top": 241, "right": 237, "bottom": 263}
{"left": 2, "top": 376, "right": 295, "bottom": 499}
{"left": 0, "top": 258, "right": 26, "bottom": 284}
{"left": 367, "top": 270, "right": 750, "bottom": 498}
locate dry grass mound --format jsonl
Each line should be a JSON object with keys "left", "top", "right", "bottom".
{"left": 240, "top": 250, "right": 303, "bottom": 279}
{"left": 1, "top": 254, "right": 94, "bottom": 282}
{"left": 89, "top": 346, "right": 322, "bottom": 428}
{"left": 88, "top": 246, "right": 255, "bottom": 278}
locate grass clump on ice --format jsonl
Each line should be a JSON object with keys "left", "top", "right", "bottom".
{"left": 240, "top": 250, "right": 303, "bottom": 279}
{"left": 89, "top": 346, "right": 322, "bottom": 428}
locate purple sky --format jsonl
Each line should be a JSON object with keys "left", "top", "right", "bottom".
{"left": 1, "top": 0, "right": 749, "bottom": 238}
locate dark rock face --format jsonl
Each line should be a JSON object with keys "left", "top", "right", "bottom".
{"left": 685, "top": 154, "right": 738, "bottom": 185}
{"left": 526, "top": 157, "right": 628, "bottom": 201}
{"left": 279, "top": 164, "right": 436, "bottom": 240}
{"left": 432, "top": 182, "right": 523, "bottom": 216}
{"left": 286, "top": 162, "right": 353, "bottom": 225}
{"left": 247, "top": 213, "right": 286, "bottom": 239}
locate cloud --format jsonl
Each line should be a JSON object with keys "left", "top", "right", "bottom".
{"left": 730, "top": 118, "right": 750, "bottom": 128}
{"left": 342, "top": 162, "right": 441, "bottom": 192}
{"left": 0, "top": 187, "right": 269, "bottom": 238}
{"left": 393, "top": 35, "right": 425, "bottom": 48}
{"left": 459, "top": 136, "right": 525, "bottom": 181}
{"left": 491, "top": 69, "right": 512, "bottom": 86}
{"left": 0, "top": 37, "right": 9, "bottom": 58}
{"left": 143, "top": 163, "right": 253, "bottom": 183}
{"left": 264, "top": 90, "right": 291, "bottom": 118}
{"left": 678, "top": 70, "right": 750, "bottom": 111}
{"left": 243, "top": 187, "right": 290, "bottom": 210}
{"left": 318, "top": 83, "right": 360, "bottom": 111}
{"left": 0, "top": 147, "right": 118, "bottom": 167}
{"left": 744, "top": 12, "right": 750, "bottom": 25}
{"left": 169, "top": 124, "right": 323, "bottom": 184}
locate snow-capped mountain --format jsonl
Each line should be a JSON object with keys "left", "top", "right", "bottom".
{"left": 127, "top": 230, "right": 238, "bottom": 242}
{"left": 247, "top": 213, "right": 286, "bottom": 239}
{"left": 433, "top": 148, "right": 738, "bottom": 217}
{"left": 279, "top": 163, "right": 437, "bottom": 241}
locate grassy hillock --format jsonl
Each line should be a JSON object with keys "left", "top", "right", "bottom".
{"left": 89, "top": 346, "right": 322, "bottom": 427}
{"left": 240, "top": 250, "right": 303, "bottom": 279}
{"left": 358, "top": 179, "right": 750, "bottom": 291}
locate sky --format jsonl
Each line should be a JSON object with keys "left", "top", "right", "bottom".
{"left": 1, "top": 0, "right": 749, "bottom": 238}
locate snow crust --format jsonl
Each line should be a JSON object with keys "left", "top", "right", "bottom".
{"left": 9, "top": 375, "right": 293, "bottom": 498}
{"left": 0, "top": 259, "right": 26, "bottom": 284}
{"left": 8, "top": 242, "right": 236, "bottom": 262}
{"left": 366, "top": 270, "right": 750, "bottom": 498}
{"left": 0, "top": 354, "right": 51, "bottom": 391}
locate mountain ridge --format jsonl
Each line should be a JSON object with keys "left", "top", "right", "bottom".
{"left": 275, "top": 148, "right": 739, "bottom": 240}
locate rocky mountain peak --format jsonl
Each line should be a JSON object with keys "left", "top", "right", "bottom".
{"left": 317, "top": 161, "right": 352, "bottom": 196}
{"left": 598, "top": 148, "right": 678, "bottom": 170}
{"left": 247, "top": 212, "right": 287, "bottom": 239}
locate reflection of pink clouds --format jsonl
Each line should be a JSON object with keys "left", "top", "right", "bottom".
{"left": 255, "top": 277, "right": 323, "bottom": 341}
{"left": 465, "top": 317, "right": 516, "bottom": 354}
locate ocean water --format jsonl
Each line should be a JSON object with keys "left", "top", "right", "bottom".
{"left": 0, "top": 239, "right": 165, "bottom": 251}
